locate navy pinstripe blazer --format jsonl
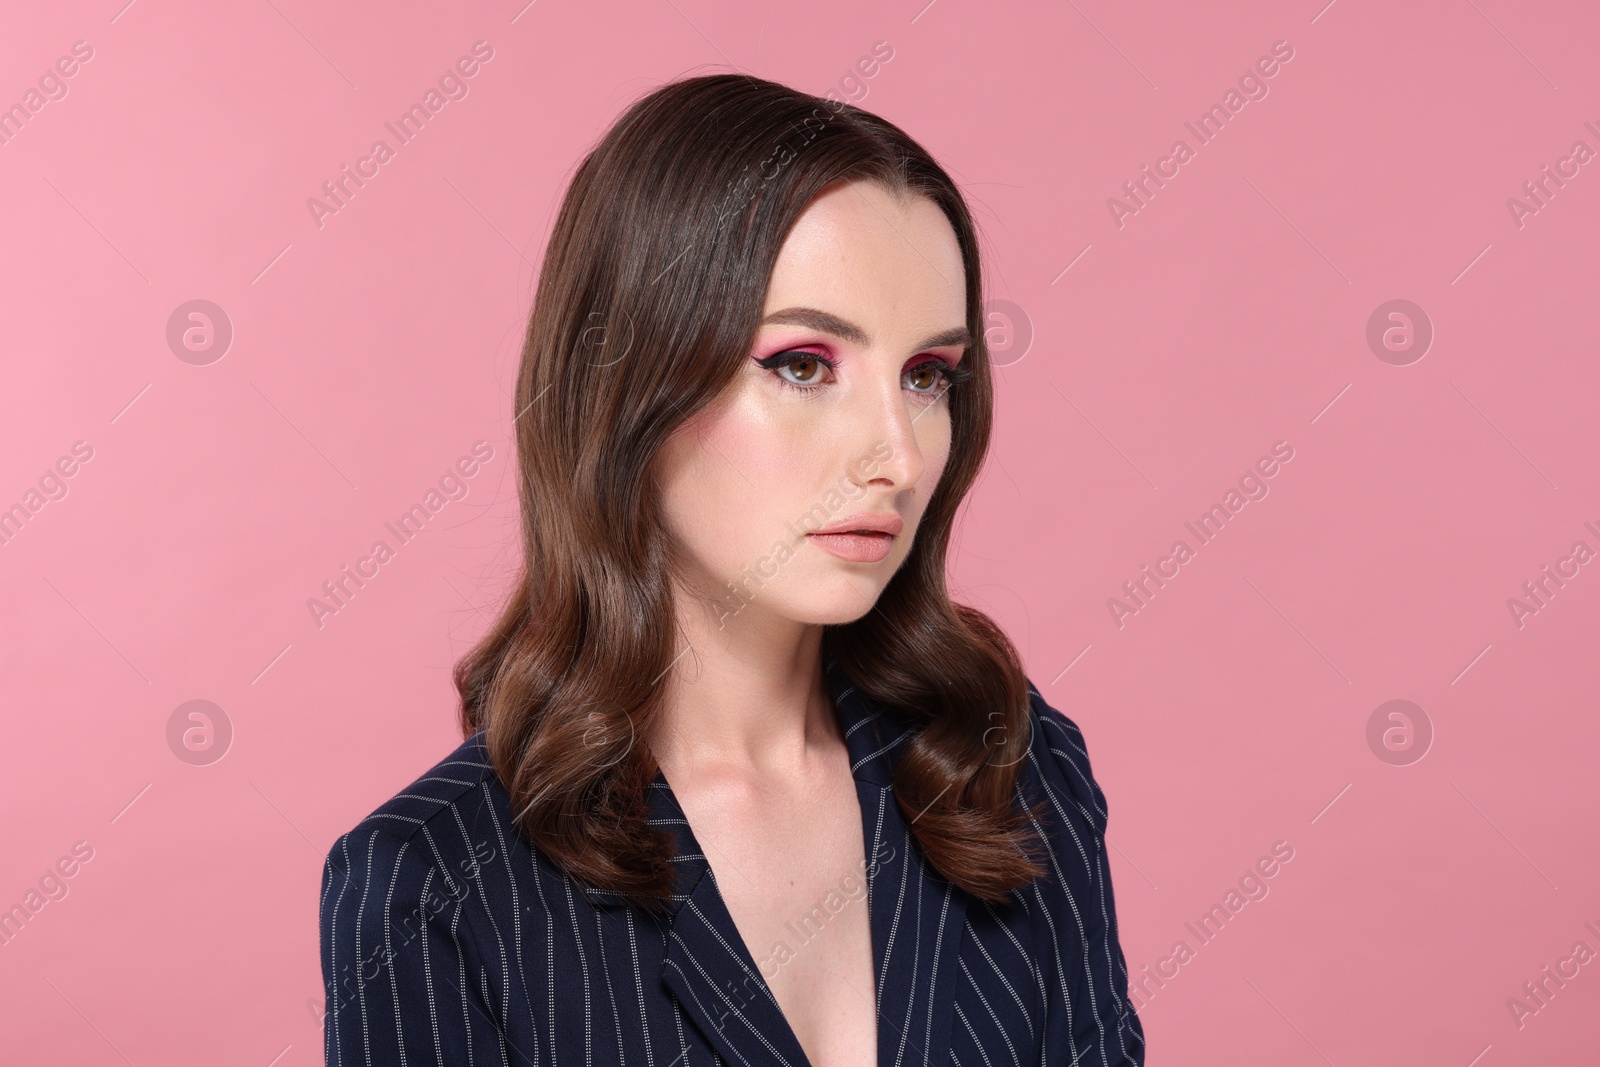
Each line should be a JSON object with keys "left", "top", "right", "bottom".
{"left": 319, "top": 655, "right": 1146, "bottom": 1066}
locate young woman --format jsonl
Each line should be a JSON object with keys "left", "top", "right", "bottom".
{"left": 320, "top": 73, "right": 1145, "bottom": 1067}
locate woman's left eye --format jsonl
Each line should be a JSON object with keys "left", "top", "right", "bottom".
{"left": 905, "top": 361, "right": 949, "bottom": 393}
{"left": 905, "top": 358, "right": 974, "bottom": 399}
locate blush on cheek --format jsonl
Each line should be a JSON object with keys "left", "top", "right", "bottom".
{"left": 672, "top": 394, "right": 815, "bottom": 570}
{"left": 919, "top": 431, "right": 953, "bottom": 497}
{"left": 700, "top": 390, "right": 816, "bottom": 482}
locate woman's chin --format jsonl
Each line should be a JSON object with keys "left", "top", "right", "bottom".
{"left": 708, "top": 579, "right": 889, "bottom": 631}
{"left": 779, "top": 582, "right": 892, "bottom": 626}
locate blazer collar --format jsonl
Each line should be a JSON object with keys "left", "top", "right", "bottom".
{"left": 585, "top": 643, "right": 972, "bottom": 1067}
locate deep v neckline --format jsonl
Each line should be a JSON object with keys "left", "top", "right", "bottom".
{"left": 660, "top": 772, "right": 879, "bottom": 1066}
{"left": 648, "top": 683, "right": 880, "bottom": 1067}
{"left": 582, "top": 649, "right": 973, "bottom": 1067}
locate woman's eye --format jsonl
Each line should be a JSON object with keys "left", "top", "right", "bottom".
{"left": 778, "top": 356, "right": 828, "bottom": 385}
{"left": 906, "top": 362, "right": 945, "bottom": 392}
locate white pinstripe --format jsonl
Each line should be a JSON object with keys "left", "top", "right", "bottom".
{"left": 562, "top": 877, "right": 594, "bottom": 1065}
{"left": 355, "top": 832, "right": 377, "bottom": 1067}
{"left": 961, "top": 955, "right": 1022, "bottom": 1067}
{"left": 418, "top": 867, "right": 443, "bottom": 1061}
{"left": 382, "top": 840, "right": 410, "bottom": 1067}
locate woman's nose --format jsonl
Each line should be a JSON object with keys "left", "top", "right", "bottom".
{"left": 847, "top": 373, "right": 927, "bottom": 492}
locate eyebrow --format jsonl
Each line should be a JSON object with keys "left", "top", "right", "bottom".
{"left": 760, "top": 306, "right": 971, "bottom": 353}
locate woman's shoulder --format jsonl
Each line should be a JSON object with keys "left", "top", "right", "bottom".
{"left": 321, "top": 730, "right": 509, "bottom": 890}
{"left": 1016, "top": 678, "right": 1112, "bottom": 857}
{"left": 317, "top": 732, "right": 536, "bottom": 1050}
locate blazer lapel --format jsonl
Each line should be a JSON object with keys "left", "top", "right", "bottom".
{"left": 591, "top": 648, "right": 972, "bottom": 1067}
{"left": 660, "top": 850, "right": 815, "bottom": 1067}
{"left": 832, "top": 656, "right": 971, "bottom": 1067}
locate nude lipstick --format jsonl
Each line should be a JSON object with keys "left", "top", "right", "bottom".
{"left": 805, "top": 513, "right": 904, "bottom": 564}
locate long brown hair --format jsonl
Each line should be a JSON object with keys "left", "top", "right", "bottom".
{"left": 453, "top": 73, "right": 1047, "bottom": 915}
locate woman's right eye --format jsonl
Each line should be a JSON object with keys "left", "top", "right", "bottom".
{"left": 776, "top": 354, "right": 828, "bottom": 384}
{"left": 756, "top": 349, "right": 838, "bottom": 393}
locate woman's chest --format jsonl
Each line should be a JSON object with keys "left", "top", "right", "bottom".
{"left": 678, "top": 770, "right": 880, "bottom": 1065}
{"left": 480, "top": 838, "right": 1057, "bottom": 1067}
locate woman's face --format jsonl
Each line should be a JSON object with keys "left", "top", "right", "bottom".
{"left": 657, "top": 179, "right": 970, "bottom": 633}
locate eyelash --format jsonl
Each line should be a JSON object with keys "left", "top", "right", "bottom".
{"left": 755, "top": 349, "right": 974, "bottom": 402}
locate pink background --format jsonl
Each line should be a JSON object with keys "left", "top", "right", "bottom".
{"left": 3, "top": 0, "right": 1597, "bottom": 1063}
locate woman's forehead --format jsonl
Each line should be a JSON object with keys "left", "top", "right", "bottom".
{"left": 762, "top": 183, "right": 966, "bottom": 336}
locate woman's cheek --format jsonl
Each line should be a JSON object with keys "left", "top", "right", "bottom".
{"left": 707, "top": 385, "right": 810, "bottom": 472}
{"left": 698, "top": 394, "right": 813, "bottom": 554}
{"left": 919, "top": 419, "right": 953, "bottom": 495}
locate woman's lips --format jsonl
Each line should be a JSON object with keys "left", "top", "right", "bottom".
{"left": 807, "top": 531, "right": 894, "bottom": 563}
